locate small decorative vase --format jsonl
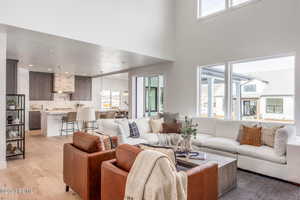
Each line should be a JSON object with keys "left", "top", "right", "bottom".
{"left": 179, "top": 135, "right": 192, "bottom": 155}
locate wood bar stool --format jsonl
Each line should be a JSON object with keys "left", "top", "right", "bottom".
{"left": 60, "top": 112, "right": 79, "bottom": 136}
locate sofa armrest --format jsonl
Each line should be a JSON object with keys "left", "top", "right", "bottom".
{"left": 101, "top": 160, "right": 128, "bottom": 200}
{"left": 287, "top": 136, "right": 300, "bottom": 183}
{"left": 63, "top": 143, "right": 115, "bottom": 200}
{"left": 186, "top": 162, "right": 218, "bottom": 200}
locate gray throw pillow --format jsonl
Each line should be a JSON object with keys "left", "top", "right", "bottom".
{"left": 159, "top": 112, "right": 179, "bottom": 123}
{"left": 274, "top": 127, "right": 289, "bottom": 156}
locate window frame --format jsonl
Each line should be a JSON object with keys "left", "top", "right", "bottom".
{"left": 197, "top": 53, "right": 296, "bottom": 123}
{"left": 197, "top": 0, "right": 262, "bottom": 19}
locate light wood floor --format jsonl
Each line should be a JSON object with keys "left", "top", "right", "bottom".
{"left": 0, "top": 131, "right": 81, "bottom": 200}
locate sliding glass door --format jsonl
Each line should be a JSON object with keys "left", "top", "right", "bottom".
{"left": 135, "top": 75, "right": 164, "bottom": 118}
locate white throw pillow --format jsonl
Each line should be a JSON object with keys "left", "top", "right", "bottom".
{"left": 150, "top": 118, "right": 164, "bottom": 133}
{"left": 274, "top": 127, "right": 289, "bottom": 156}
{"left": 135, "top": 118, "right": 152, "bottom": 134}
{"left": 116, "top": 119, "right": 130, "bottom": 138}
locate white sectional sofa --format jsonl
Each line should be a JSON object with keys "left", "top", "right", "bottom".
{"left": 96, "top": 117, "right": 300, "bottom": 184}
{"left": 191, "top": 117, "right": 300, "bottom": 184}
{"left": 96, "top": 118, "right": 179, "bottom": 146}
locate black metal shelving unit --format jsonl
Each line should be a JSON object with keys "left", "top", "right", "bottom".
{"left": 6, "top": 94, "right": 26, "bottom": 159}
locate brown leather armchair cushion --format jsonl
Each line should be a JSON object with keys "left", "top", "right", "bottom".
{"left": 73, "top": 132, "right": 102, "bottom": 153}
{"left": 115, "top": 144, "right": 142, "bottom": 171}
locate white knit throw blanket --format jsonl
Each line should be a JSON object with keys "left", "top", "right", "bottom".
{"left": 124, "top": 150, "right": 187, "bottom": 200}
{"left": 157, "top": 133, "right": 181, "bottom": 146}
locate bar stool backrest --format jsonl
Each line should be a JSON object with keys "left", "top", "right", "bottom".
{"left": 67, "top": 112, "right": 77, "bottom": 122}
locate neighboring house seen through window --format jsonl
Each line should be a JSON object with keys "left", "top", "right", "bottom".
{"left": 198, "top": 55, "right": 295, "bottom": 123}
{"left": 266, "top": 98, "right": 284, "bottom": 114}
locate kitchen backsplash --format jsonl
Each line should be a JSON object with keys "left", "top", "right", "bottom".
{"left": 30, "top": 93, "right": 93, "bottom": 111}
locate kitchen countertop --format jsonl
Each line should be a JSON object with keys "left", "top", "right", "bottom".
{"left": 42, "top": 110, "right": 76, "bottom": 115}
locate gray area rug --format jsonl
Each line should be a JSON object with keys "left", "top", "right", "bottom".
{"left": 220, "top": 170, "right": 300, "bottom": 200}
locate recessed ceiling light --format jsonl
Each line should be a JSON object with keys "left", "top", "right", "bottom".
{"left": 65, "top": 72, "right": 69, "bottom": 74}
{"left": 28, "top": 64, "right": 34, "bottom": 67}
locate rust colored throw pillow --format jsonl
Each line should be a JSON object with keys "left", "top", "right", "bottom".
{"left": 162, "top": 122, "right": 181, "bottom": 134}
{"left": 73, "top": 132, "right": 102, "bottom": 153}
{"left": 240, "top": 126, "right": 262, "bottom": 146}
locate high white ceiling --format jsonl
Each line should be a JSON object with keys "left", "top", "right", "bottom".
{"left": 5, "top": 25, "right": 169, "bottom": 76}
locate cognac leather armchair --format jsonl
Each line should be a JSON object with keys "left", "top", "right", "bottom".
{"left": 101, "top": 144, "right": 218, "bottom": 200}
{"left": 63, "top": 132, "right": 117, "bottom": 200}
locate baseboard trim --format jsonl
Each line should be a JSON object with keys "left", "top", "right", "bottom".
{"left": 0, "top": 160, "right": 7, "bottom": 169}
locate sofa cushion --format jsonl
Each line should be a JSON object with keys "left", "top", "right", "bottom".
{"left": 238, "top": 145, "right": 286, "bottom": 164}
{"left": 116, "top": 119, "right": 130, "bottom": 138}
{"left": 192, "top": 117, "right": 216, "bottom": 136}
{"left": 97, "top": 119, "right": 120, "bottom": 137}
{"left": 124, "top": 137, "right": 148, "bottom": 145}
{"left": 139, "top": 133, "right": 159, "bottom": 145}
{"left": 135, "top": 118, "right": 152, "bottom": 134}
{"left": 201, "top": 137, "right": 240, "bottom": 153}
{"left": 73, "top": 132, "right": 102, "bottom": 153}
{"left": 191, "top": 134, "right": 213, "bottom": 147}
{"left": 215, "top": 120, "right": 241, "bottom": 140}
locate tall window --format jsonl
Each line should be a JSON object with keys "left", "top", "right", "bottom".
{"left": 101, "top": 90, "right": 121, "bottom": 110}
{"left": 198, "top": 55, "right": 295, "bottom": 123}
{"left": 198, "top": 0, "right": 254, "bottom": 18}
{"left": 199, "top": 65, "right": 225, "bottom": 118}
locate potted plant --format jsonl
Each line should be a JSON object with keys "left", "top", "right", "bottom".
{"left": 178, "top": 116, "right": 198, "bottom": 154}
{"left": 7, "top": 99, "right": 16, "bottom": 110}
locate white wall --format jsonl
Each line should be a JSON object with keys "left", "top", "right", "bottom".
{"left": 162, "top": 0, "right": 300, "bottom": 133}
{"left": 18, "top": 68, "right": 29, "bottom": 131}
{"left": 0, "top": 32, "right": 7, "bottom": 169}
{"left": 92, "top": 76, "right": 129, "bottom": 109}
{"left": 0, "top": 0, "right": 175, "bottom": 60}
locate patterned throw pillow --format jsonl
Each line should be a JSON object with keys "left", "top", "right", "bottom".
{"left": 240, "top": 126, "right": 262, "bottom": 146}
{"left": 274, "top": 127, "right": 289, "bottom": 156}
{"left": 129, "top": 122, "right": 140, "bottom": 138}
{"left": 87, "top": 131, "right": 119, "bottom": 150}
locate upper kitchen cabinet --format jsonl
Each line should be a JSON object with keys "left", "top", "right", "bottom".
{"left": 6, "top": 59, "right": 18, "bottom": 94}
{"left": 71, "top": 76, "right": 92, "bottom": 101}
{"left": 29, "top": 72, "right": 54, "bottom": 101}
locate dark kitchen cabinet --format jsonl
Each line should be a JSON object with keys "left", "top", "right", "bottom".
{"left": 6, "top": 59, "right": 18, "bottom": 94}
{"left": 29, "top": 111, "right": 41, "bottom": 130}
{"left": 71, "top": 76, "right": 92, "bottom": 101}
{"left": 29, "top": 72, "right": 53, "bottom": 101}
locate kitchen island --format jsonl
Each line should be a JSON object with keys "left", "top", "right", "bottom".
{"left": 41, "top": 110, "right": 80, "bottom": 137}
